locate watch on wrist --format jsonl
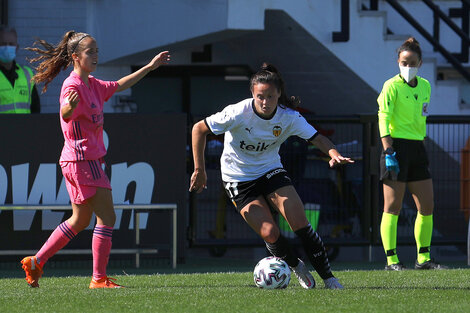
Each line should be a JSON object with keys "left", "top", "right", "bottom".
{"left": 384, "top": 147, "right": 394, "bottom": 155}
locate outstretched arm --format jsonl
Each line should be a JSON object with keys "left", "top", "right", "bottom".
{"left": 189, "top": 120, "right": 211, "bottom": 193}
{"left": 116, "top": 51, "right": 170, "bottom": 92}
{"left": 310, "top": 134, "right": 354, "bottom": 167}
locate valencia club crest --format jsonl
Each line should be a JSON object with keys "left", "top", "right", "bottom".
{"left": 273, "top": 126, "right": 282, "bottom": 137}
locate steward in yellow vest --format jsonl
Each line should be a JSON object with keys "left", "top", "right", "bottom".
{"left": 0, "top": 62, "right": 39, "bottom": 113}
{"left": 0, "top": 26, "right": 40, "bottom": 114}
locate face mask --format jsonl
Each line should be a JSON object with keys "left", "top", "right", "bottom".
{"left": 0, "top": 45, "right": 16, "bottom": 63}
{"left": 399, "top": 65, "right": 418, "bottom": 83}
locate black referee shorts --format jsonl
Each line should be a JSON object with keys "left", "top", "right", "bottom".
{"left": 380, "top": 138, "right": 431, "bottom": 182}
{"left": 223, "top": 168, "right": 293, "bottom": 212}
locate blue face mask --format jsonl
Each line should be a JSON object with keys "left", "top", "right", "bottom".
{"left": 0, "top": 45, "right": 16, "bottom": 63}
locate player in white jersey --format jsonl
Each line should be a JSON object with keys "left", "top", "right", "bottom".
{"left": 190, "top": 63, "right": 353, "bottom": 289}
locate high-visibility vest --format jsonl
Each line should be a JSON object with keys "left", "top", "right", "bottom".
{"left": 0, "top": 64, "right": 35, "bottom": 114}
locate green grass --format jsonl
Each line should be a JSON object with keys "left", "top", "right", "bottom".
{"left": 1, "top": 267, "right": 470, "bottom": 313}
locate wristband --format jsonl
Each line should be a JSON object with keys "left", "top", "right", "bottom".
{"left": 384, "top": 147, "right": 394, "bottom": 155}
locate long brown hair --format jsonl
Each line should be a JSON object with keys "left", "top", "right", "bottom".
{"left": 250, "top": 63, "right": 300, "bottom": 109}
{"left": 26, "top": 31, "right": 92, "bottom": 92}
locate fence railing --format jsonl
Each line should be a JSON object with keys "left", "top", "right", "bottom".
{"left": 0, "top": 204, "right": 178, "bottom": 268}
{"left": 365, "top": 0, "right": 470, "bottom": 80}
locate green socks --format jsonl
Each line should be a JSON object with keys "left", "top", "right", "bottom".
{"left": 415, "top": 213, "right": 433, "bottom": 264}
{"left": 381, "top": 212, "right": 433, "bottom": 265}
{"left": 380, "top": 212, "right": 399, "bottom": 265}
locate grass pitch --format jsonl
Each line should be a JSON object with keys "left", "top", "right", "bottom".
{"left": 1, "top": 266, "right": 469, "bottom": 313}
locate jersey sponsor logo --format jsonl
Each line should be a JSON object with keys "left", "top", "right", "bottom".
{"left": 245, "top": 127, "right": 253, "bottom": 134}
{"left": 239, "top": 140, "right": 276, "bottom": 152}
{"left": 92, "top": 113, "right": 104, "bottom": 124}
{"left": 273, "top": 126, "right": 282, "bottom": 137}
{"left": 265, "top": 168, "right": 286, "bottom": 179}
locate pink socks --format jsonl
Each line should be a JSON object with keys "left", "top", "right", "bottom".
{"left": 92, "top": 224, "right": 113, "bottom": 280}
{"left": 34, "top": 221, "right": 113, "bottom": 280}
{"left": 36, "top": 221, "right": 77, "bottom": 266}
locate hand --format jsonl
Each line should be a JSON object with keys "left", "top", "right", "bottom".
{"left": 385, "top": 152, "right": 400, "bottom": 174}
{"left": 189, "top": 169, "right": 207, "bottom": 193}
{"left": 146, "top": 51, "right": 171, "bottom": 71}
{"left": 328, "top": 154, "right": 355, "bottom": 168}
{"left": 67, "top": 90, "right": 79, "bottom": 109}
{"left": 61, "top": 90, "right": 80, "bottom": 120}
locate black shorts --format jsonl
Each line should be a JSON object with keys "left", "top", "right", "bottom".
{"left": 380, "top": 138, "right": 431, "bottom": 182}
{"left": 223, "top": 168, "right": 293, "bottom": 212}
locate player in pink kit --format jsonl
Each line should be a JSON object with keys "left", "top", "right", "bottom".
{"left": 20, "top": 31, "right": 170, "bottom": 288}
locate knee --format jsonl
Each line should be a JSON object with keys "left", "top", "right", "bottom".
{"left": 260, "top": 223, "right": 280, "bottom": 243}
{"left": 384, "top": 201, "right": 402, "bottom": 215}
{"left": 99, "top": 210, "right": 116, "bottom": 227}
{"left": 68, "top": 216, "right": 92, "bottom": 232}
{"left": 108, "top": 213, "right": 116, "bottom": 227}
{"left": 419, "top": 203, "right": 434, "bottom": 215}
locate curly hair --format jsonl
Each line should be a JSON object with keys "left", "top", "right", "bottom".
{"left": 26, "top": 31, "right": 93, "bottom": 92}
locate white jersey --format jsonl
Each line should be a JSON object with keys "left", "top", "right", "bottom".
{"left": 205, "top": 98, "right": 317, "bottom": 182}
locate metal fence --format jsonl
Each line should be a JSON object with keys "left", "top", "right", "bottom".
{"left": 188, "top": 115, "right": 469, "bottom": 257}
{"left": 420, "top": 116, "right": 469, "bottom": 243}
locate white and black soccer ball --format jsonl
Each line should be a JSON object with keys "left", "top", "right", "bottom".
{"left": 253, "top": 256, "right": 291, "bottom": 289}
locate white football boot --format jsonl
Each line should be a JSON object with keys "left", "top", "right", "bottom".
{"left": 290, "top": 258, "right": 315, "bottom": 289}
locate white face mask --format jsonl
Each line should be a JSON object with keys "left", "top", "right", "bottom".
{"left": 399, "top": 65, "right": 418, "bottom": 83}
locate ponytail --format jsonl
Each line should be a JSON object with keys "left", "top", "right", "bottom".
{"left": 250, "top": 62, "right": 300, "bottom": 109}
{"left": 26, "top": 30, "right": 92, "bottom": 92}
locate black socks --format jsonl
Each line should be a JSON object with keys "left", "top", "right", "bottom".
{"left": 295, "top": 224, "right": 333, "bottom": 279}
{"left": 265, "top": 234, "right": 299, "bottom": 267}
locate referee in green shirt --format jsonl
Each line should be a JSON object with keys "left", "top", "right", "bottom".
{"left": 377, "top": 37, "right": 446, "bottom": 271}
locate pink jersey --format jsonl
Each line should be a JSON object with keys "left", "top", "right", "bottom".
{"left": 59, "top": 71, "right": 119, "bottom": 162}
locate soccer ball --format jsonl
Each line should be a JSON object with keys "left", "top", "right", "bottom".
{"left": 253, "top": 256, "right": 291, "bottom": 289}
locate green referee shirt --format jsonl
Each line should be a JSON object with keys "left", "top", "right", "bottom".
{"left": 377, "top": 74, "right": 431, "bottom": 140}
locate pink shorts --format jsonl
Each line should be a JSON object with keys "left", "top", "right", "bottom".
{"left": 60, "top": 158, "right": 111, "bottom": 204}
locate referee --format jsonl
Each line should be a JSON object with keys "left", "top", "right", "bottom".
{"left": 378, "top": 37, "right": 446, "bottom": 270}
